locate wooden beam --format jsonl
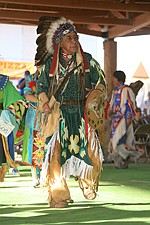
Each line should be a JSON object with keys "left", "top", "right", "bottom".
{"left": 0, "top": 20, "right": 36, "bottom": 26}
{"left": 0, "top": 10, "right": 131, "bottom": 26}
{"left": 108, "top": 13, "right": 150, "bottom": 38}
{"left": 0, "top": 4, "right": 106, "bottom": 17}
{"left": 87, "top": 24, "right": 102, "bottom": 32}
{"left": 111, "top": 11, "right": 126, "bottom": 19}
{"left": 75, "top": 25, "right": 103, "bottom": 37}
{"left": 0, "top": 0, "right": 150, "bottom": 13}
{"left": 124, "top": 28, "right": 150, "bottom": 36}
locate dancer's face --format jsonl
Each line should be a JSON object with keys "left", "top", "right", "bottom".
{"left": 60, "top": 32, "right": 79, "bottom": 55}
{"left": 113, "top": 77, "right": 121, "bottom": 87}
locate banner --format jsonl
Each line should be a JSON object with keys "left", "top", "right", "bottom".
{"left": 0, "top": 60, "right": 35, "bottom": 79}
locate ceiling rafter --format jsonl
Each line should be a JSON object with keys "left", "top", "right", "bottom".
{"left": 0, "top": 10, "right": 132, "bottom": 26}
{"left": 0, "top": 0, "right": 150, "bottom": 12}
{"left": 109, "top": 12, "right": 150, "bottom": 38}
{"left": 0, "top": 0, "right": 149, "bottom": 38}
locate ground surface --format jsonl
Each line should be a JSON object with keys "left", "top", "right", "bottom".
{"left": 0, "top": 163, "right": 150, "bottom": 225}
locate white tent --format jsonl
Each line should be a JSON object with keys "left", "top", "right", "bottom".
{"left": 132, "top": 62, "right": 150, "bottom": 110}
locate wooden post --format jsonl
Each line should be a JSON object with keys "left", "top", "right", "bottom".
{"left": 103, "top": 39, "right": 117, "bottom": 99}
{"left": 102, "top": 39, "right": 117, "bottom": 157}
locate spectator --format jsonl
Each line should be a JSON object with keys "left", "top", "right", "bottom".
{"left": 16, "top": 70, "right": 30, "bottom": 96}
{"left": 133, "top": 107, "right": 148, "bottom": 131}
{"left": 22, "top": 69, "right": 43, "bottom": 187}
{"left": 143, "top": 91, "right": 150, "bottom": 117}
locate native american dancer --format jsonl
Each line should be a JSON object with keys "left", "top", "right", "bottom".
{"left": 0, "top": 74, "right": 26, "bottom": 181}
{"left": 35, "top": 16, "right": 107, "bottom": 207}
{"left": 22, "top": 70, "right": 45, "bottom": 187}
{"left": 108, "top": 71, "right": 141, "bottom": 168}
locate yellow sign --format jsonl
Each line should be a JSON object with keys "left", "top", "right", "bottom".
{"left": 0, "top": 60, "right": 35, "bottom": 79}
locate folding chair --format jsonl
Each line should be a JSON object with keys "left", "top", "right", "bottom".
{"left": 134, "top": 124, "right": 150, "bottom": 162}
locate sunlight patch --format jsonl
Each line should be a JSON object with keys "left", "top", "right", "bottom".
{"left": 0, "top": 211, "right": 47, "bottom": 218}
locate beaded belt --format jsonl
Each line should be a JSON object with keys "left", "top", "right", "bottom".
{"left": 61, "top": 100, "right": 85, "bottom": 106}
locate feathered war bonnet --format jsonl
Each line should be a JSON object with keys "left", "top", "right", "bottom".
{"left": 35, "top": 16, "right": 89, "bottom": 76}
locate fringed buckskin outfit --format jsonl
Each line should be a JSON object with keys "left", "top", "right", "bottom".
{"left": 0, "top": 74, "right": 26, "bottom": 181}
{"left": 35, "top": 17, "right": 107, "bottom": 207}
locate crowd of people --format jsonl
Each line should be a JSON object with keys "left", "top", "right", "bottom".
{"left": 0, "top": 16, "right": 149, "bottom": 208}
